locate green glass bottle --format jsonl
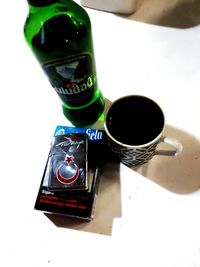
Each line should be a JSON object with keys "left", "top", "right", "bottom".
{"left": 24, "top": 0, "right": 105, "bottom": 126}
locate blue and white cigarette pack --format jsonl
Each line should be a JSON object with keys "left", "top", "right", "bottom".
{"left": 35, "top": 126, "right": 107, "bottom": 220}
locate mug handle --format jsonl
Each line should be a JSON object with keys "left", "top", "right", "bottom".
{"left": 155, "top": 136, "right": 182, "bottom": 156}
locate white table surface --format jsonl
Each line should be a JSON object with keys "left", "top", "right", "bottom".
{"left": 1, "top": 1, "right": 200, "bottom": 266}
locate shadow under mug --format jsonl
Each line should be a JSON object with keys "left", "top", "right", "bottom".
{"left": 104, "top": 95, "right": 182, "bottom": 167}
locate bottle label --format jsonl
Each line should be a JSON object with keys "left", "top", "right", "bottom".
{"left": 42, "top": 53, "right": 96, "bottom": 107}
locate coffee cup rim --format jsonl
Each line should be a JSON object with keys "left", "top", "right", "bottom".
{"left": 104, "top": 95, "right": 165, "bottom": 148}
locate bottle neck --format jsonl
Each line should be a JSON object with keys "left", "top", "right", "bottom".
{"left": 27, "top": 0, "right": 57, "bottom": 7}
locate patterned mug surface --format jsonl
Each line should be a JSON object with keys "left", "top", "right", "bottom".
{"left": 107, "top": 136, "right": 159, "bottom": 166}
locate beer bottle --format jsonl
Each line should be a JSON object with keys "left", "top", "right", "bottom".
{"left": 24, "top": 0, "right": 105, "bottom": 126}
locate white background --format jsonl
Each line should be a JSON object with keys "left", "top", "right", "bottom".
{"left": 1, "top": 1, "right": 200, "bottom": 266}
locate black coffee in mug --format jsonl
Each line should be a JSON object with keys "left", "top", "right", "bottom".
{"left": 105, "top": 95, "right": 164, "bottom": 146}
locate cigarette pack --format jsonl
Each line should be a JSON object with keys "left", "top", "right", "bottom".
{"left": 34, "top": 126, "right": 107, "bottom": 220}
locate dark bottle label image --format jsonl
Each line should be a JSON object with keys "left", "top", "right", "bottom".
{"left": 43, "top": 53, "right": 96, "bottom": 107}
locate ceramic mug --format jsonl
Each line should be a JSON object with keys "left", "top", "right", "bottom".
{"left": 104, "top": 95, "right": 182, "bottom": 167}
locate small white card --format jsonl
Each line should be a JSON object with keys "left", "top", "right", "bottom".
{"left": 80, "top": 0, "right": 137, "bottom": 14}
